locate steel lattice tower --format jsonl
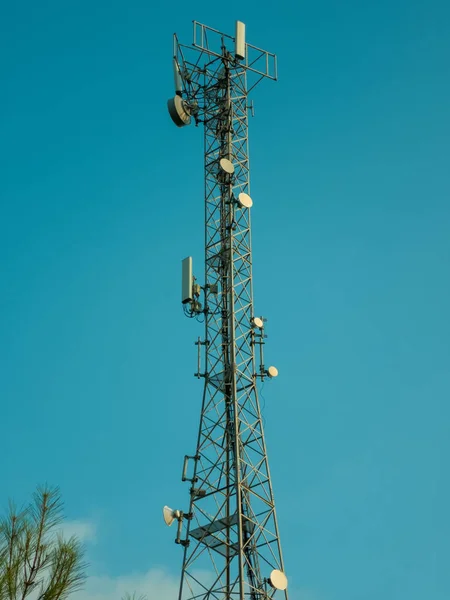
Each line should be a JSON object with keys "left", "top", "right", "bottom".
{"left": 165, "top": 21, "right": 288, "bottom": 600}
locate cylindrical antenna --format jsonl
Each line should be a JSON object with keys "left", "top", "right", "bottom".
{"left": 173, "top": 58, "right": 183, "bottom": 96}
{"left": 235, "top": 21, "right": 246, "bottom": 61}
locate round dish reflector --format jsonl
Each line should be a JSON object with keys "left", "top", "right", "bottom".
{"left": 267, "top": 366, "right": 279, "bottom": 378}
{"left": 238, "top": 192, "right": 253, "bottom": 208}
{"left": 269, "top": 569, "right": 288, "bottom": 590}
{"left": 167, "top": 95, "right": 191, "bottom": 127}
{"left": 220, "top": 158, "right": 234, "bottom": 174}
{"left": 252, "top": 317, "right": 264, "bottom": 329}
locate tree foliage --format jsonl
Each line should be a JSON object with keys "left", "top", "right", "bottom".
{"left": 0, "top": 486, "right": 86, "bottom": 600}
{"left": 121, "top": 594, "right": 147, "bottom": 600}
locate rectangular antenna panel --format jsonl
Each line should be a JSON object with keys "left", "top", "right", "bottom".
{"left": 235, "top": 21, "right": 246, "bottom": 60}
{"left": 182, "top": 256, "right": 193, "bottom": 304}
{"left": 173, "top": 58, "right": 182, "bottom": 94}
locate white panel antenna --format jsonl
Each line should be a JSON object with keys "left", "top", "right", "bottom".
{"left": 182, "top": 257, "right": 193, "bottom": 304}
{"left": 173, "top": 59, "right": 183, "bottom": 95}
{"left": 235, "top": 21, "right": 246, "bottom": 60}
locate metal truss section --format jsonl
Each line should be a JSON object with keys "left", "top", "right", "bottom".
{"left": 169, "top": 22, "right": 288, "bottom": 600}
{"left": 192, "top": 22, "right": 277, "bottom": 85}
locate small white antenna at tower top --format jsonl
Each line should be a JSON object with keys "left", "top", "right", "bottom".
{"left": 235, "top": 21, "right": 246, "bottom": 60}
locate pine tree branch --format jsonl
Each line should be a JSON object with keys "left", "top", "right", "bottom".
{"left": 0, "top": 487, "right": 86, "bottom": 600}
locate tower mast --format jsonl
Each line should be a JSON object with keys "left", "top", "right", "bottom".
{"left": 165, "top": 21, "right": 288, "bottom": 600}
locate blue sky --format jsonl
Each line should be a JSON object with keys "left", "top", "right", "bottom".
{"left": 1, "top": 0, "right": 449, "bottom": 599}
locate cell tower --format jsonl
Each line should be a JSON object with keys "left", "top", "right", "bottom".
{"left": 164, "top": 20, "right": 288, "bottom": 600}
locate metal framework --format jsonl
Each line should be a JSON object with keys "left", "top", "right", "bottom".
{"left": 167, "top": 21, "right": 287, "bottom": 600}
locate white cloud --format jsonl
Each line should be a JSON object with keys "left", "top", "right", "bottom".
{"left": 59, "top": 520, "right": 97, "bottom": 543}
{"left": 54, "top": 520, "right": 180, "bottom": 600}
{"left": 73, "top": 568, "right": 179, "bottom": 600}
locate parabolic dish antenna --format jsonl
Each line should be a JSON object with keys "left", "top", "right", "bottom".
{"left": 163, "top": 506, "right": 179, "bottom": 526}
{"left": 167, "top": 95, "right": 191, "bottom": 127}
{"left": 220, "top": 158, "right": 234, "bottom": 174}
{"left": 269, "top": 569, "right": 288, "bottom": 590}
{"left": 252, "top": 317, "right": 264, "bottom": 329}
{"left": 267, "top": 366, "right": 279, "bottom": 378}
{"left": 238, "top": 192, "right": 253, "bottom": 208}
